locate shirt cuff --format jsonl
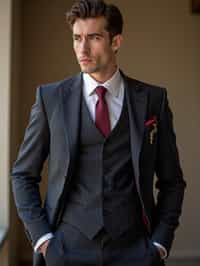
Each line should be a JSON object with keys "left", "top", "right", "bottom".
{"left": 34, "top": 233, "right": 54, "bottom": 253}
{"left": 153, "top": 242, "right": 168, "bottom": 259}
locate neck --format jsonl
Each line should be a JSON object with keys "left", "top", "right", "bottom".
{"left": 89, "top": 65, "right": 118, "bottom": 83}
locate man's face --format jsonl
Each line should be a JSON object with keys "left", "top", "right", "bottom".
{"left": 72, "top": 17, "right": 122, "bottom": 82}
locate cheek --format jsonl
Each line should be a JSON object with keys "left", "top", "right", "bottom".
{"left": 73, "top": 45, "right": 79, "bottom": 57}
{"left": 101, "top": 47, "right": 114, "bottom": 61}
{"left": 95, "top": 45, "right": 111, "bottom": 58}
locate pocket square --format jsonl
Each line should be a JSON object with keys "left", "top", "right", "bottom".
{"left": 145, "top": 116, "right": 157, "bottom": 144}
{"left": 145, "top": 116, "right": 157, "bottom": 127}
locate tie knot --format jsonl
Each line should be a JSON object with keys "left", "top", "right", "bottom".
{"left": 95, "top": 86, "right": 107, "bottom": 99}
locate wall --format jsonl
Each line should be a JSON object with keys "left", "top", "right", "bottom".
{"left": 0, "top": 0, "right": 12, "bottom": 266}
{"left": 10, "top": 0, "right": 200, "bottom": 264}
{"left": 0, "top": 0, "right": 11, "bottom": 228}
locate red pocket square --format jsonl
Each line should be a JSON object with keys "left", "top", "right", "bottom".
{"left": 145, "top": 116, "right": 157, "bottom": 127}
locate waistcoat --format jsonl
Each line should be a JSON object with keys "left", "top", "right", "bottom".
{"left": 62, "top": 89, "right": 141, "bottom": 240}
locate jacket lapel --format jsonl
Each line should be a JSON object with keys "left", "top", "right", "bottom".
{"left": 123, "top": 74, "right": 148, "bottom": 189}
{"left": 124, "top": 74, "right": 151, "bottom": 231}
{"left": 61, "top": 73, "right": 82, "bottom": 179}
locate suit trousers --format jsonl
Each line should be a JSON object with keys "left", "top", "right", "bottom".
{"left": 44, "top": 221, "right": 164, "bottom": 266}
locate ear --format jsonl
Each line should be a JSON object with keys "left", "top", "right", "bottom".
{"left": 111, "top": 34, "right": 123, "bottom": 53}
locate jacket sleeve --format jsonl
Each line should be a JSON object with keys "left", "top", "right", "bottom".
{"left": 11, "top": 86, "right": 52, "bottom": 247}
{"left": 152, "top": 88, "right": 186, "bottom": 254}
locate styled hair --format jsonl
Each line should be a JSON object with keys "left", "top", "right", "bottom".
{"left": 66, "top": 0, "right": 123, "bottom": 40}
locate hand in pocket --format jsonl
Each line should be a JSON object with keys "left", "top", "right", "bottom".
{"left": 45, "top": 232, "right": 65, "bottom": 266}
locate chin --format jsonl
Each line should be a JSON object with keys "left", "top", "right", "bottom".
{"left": 79, "top": 63, "right": 97, "bottom": 73}
{"left": 81, "top": 68, "right": 95, "bottom": 74}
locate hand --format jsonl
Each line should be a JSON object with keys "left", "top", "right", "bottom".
{"left": 39, "top": 239, "right": 51, "bottom": 258}
{"left": 155, "top": 246, "right": 165, "bottom": 259}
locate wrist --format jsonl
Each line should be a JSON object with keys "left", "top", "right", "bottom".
{"left": 39, "top": 239, "right": 50, "bottom": 257}
{"left": 153, "top": 242, "right": 167, "bottom": 259}
{"left": 156, "top": 246, "right": 165, "bottom": 258}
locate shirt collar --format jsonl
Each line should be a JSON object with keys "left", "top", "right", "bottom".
{"left": 83, "top": 69, "right": 123, "bottom": 98}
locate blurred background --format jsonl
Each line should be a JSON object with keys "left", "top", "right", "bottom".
{"left": 0, "top": 0, "right": 199, "bottom": 265}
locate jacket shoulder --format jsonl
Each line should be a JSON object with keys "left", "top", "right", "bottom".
{"left": 125, "top": 75, "right": 167, "bottom": 116}
{"left": 35, "top": 74, "right": 80, "bottom": 118}
{"left": 126, "top": 75, "right": 166, "bottom": 96}
{"left": 39, "top": 73, "right": 80, "bottom": 99}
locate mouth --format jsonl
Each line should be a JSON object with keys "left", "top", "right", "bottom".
{"left": 79, "top": 58, "right": 92, "bottom": 64}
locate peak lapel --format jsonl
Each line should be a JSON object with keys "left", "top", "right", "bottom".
{"left": 124, "top": 75, "right": 148, "bottom": 189}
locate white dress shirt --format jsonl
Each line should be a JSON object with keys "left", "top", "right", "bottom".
{"left": 82, "top": 69, "right": 124, "bottom": 130}
{"left": 34, "top": 69, "right": 167, "bottom": 259}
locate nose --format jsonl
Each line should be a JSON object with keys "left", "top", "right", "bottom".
{"left": 80, "top": 38, "right": 90, "bottom": 53}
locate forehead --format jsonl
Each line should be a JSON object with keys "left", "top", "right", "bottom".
{"left": 72, "top": 17, "right": 107, "bottom": 35}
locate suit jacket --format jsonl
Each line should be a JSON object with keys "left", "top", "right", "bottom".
{"left": 11, "top": 71, "right": 186, "bottom": 265}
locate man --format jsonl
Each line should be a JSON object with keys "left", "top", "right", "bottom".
{"left": 11, "top": 0, "right": 186, "bottom": 266}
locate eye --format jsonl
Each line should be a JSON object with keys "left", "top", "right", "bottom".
{"left": 89, "top": 34, "right": 101, "bottom": 41}
{"left": 73, "top": 35, "right": 81, "bottom": 42}
{"left": 94, "top": 35, "right": 101, "bottom": 40}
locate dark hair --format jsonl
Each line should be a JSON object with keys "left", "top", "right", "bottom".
{"left": 66, "top": 0, "right": 123, "bottom": 40}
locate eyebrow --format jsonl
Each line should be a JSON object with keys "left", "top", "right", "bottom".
{"left": 88, "top": 33, "right": 104, "bottom": 37}
{"left": 73, "top": 32, "right": 104, "bottom": 38}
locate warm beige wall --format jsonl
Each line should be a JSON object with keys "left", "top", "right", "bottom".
{"left": 18, "top": 0, "right": 76, "bottom": 138}
{"left": 0, "top": 0, "right": 11, "bottom": 228}
{"left": 10, "top": 0, "right": 200, "bottom": 263}
{"left": 0, "top": 0, "right": 12, "bottom": 266}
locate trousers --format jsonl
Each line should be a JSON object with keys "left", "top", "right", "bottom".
{"left": 44, "top": 221, "right": 164, "bottom": 266}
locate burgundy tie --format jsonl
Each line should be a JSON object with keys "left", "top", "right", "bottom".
{"left": 95, "top": 86, "right": 111, "bottom": 137}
